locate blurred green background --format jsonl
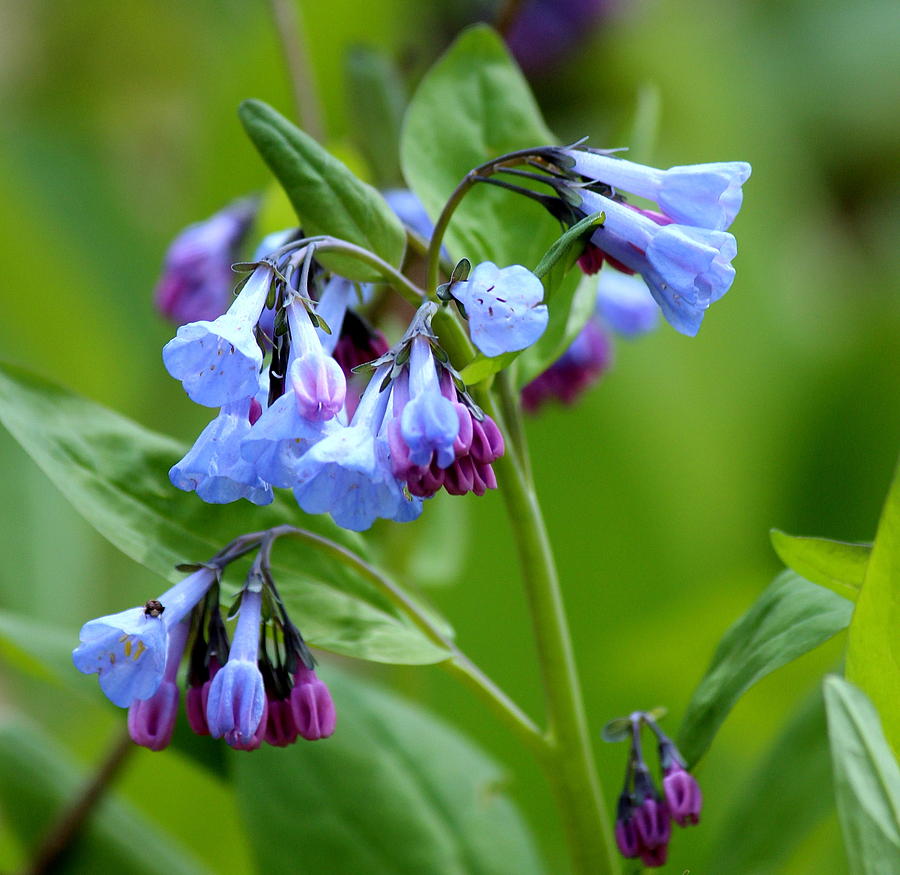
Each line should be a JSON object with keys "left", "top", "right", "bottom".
{"left": 0, "top": 0, "right": 897, "bottom": 871}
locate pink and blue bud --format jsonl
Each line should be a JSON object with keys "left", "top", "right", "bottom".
{"left": 449, "top": 261, "right": 549, "bottom": 357}
{"left": 595, "top": 269, "right": 659, "bottom": 339}
{"left": 72, "top": 567, "right": 218, "bottom": 707}
{"left": 565, "top": 149, "right": 751, "bottom": 231}
{"left": 155, "top": 199, "right": 256, "bottom": 325}
{"left": 163, "top": 263, "right": 274, "bottom": 406}
{"left": 290, "top": 666, "right": 337, "bottom": 741}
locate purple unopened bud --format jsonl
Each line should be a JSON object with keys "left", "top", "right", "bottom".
{"left": 633, "top": 797, "right": 672, "bottom": 852}
{"left": 228, "top": 696, "right": 269, "bottom": 751}
{"left": 185, "top": 657, "right": 220, "bottom": 736}
{"left": 127, "top": 620, "right": 189, "bottom": 751}
{"left": 290, "top": 667, "right": 336, "bottom": 741}
{"left": 265, "top": 696, "right": 299, "bottom": 748}
{"left": 615, "top": 817, "right": 639, "bottom": 858}
{"left": 663, "top": 763, "right": 702, "bottom": 826}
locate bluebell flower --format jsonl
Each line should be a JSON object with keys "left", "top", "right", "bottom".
{"left": 395, "top": 337, "right": 459, "bottom": 468}
{"left": 578, "top": 190, "right": 737, "bottom": 336}
{"left": 155, "top": 200, "right": 255, "bottom": 325}
{"left": 449, "top": 262, "right": 549, "bottom": 357}
{"left": 170, "top": 396, "right": 273, "bottom": 505}
{"left": 565, "top": 150, "right": 751, "bottom": 231}
{"left": 127, "top": 619, "right": 190, "bottom": 751}
{"left": 293, "top": 365, "right": 422, "bottom": 531}
{"left": 596, "top": 269, "right": 659, "bottom": 338}
{"left": 383, "top": 189, "right": 436, "bottom": 243}
{"left": 206, "top": 587, "right": 267, "bottom": 748}
{"left": 72, "top": 567, "right": 217, "bottom": 707}
{"left": 163, "top": 263, "right": 273, "bottom": 407}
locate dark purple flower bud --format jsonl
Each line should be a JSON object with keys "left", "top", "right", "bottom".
{"left": 185, "top": 657, "right": 220, "bottom": 737}
{"left": 290, "top": 667, "right": 336, "bottom": 741}
{"left": 521, "top": 317, "right": 612, "bottom": 412}
{"left": 633, "top": 796, "right": 672, "bottom": 852}
{"left": 615, "top": 817, "right": 640, "bottom": 859}
{"left": 663, "top": 763, "right": 703, "bottom": 826}
{"left": 155, "top": 200, "right": 255, "bottom": 325}
{"left": 264, "top": 696, "right": 299, "bottom": 748}
{"left": 639, "top": 842, "right": 669, "bottom": 868}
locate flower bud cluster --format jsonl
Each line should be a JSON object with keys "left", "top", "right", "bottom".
{"left": 607, "top": 710, "right": 702, "bottom": 867}
{"left": 72, "top": 536, "right": 336, "bottom": 753}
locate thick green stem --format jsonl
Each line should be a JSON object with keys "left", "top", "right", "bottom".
{"left": 491, "top": 418, "right": 619, "bottom": 874}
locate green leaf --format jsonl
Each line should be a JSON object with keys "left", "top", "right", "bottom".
{"left": 677, "top": 571, "right": 853, "bottom": 766}
{"left": 0, "top": 362, "right": 449, "bottom": 666}
{"left": 345, "top": 46, "right": 406, "bottom": 187}
{"left": 234, "top": 668, "right": 543, "bottom": 874}
{"left": 847, "top": 459, "right": 900, "bottom": 754}
{"left": 0, "top": 722, "right": 209, "bottom": 874}
{"left": 401, "top": 25, "right": 558, "bottom": 270}
{"left": 707, "top": 688, "right": 836, "bottom": 873}
{"left": 824, "top": 675, "right": 900, "bottom": 873}
{"left": 239, "top": 99, "right": 406, "bottom": 281}
{"left": 0, "top": 610, "right": 77, "bottom": 686}
{"left": 457, "top": 214, "right": 603, "bottom": 385}
{"left": 771, "top": 528, "right": 869, "bottom": 601}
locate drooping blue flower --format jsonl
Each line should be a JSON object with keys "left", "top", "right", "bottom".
{"left": 449, "top": 262, "right": 548, "bottom": 357}
{"left": 579, "top": 190, "right": 737, "bottom": 336}
{"left": 163, "top": 263, "right": 272, "bottom": 407}
{"left": 206, "top": 587, "right": 267, "bottom": 748}
{"left": 596, "top": 269, "right": 659, "bottom": 338}
{"left": 565, "top": 150, "right": 751, "bottom": 231}
{"left": 170, "top": 396, "right": 273, "bottom": 505}
{"left": 396, "top": 337, "right": 459, "bottom": 468}
{"left": 155, "top": 200, "right": 256, "bottom": 325}
{"left": 72, "top": 567, "right": 217, "bottom": 707}
{"left": 382, "top": 189, "right": 436, "bottom": 243}
{"left": 292, "top": 365, "right": 422, "bottom": 531}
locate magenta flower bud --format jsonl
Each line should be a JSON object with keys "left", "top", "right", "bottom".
{"left": 185, "top": 657, "right": 221, "bottom": 736}
{"left": 633, "top": 797, "right": 672, "bottom": 851}
{"left": 663, "top": 763, "right": 703, "bottom": 826}
{"left": 127, "top": 620, "right": 190, "bottom": 751}
{"left": 290, "top": 667, "right": 336, "bottom": 741}
{"left": 615, "top": 817, "right": 639, "bottom": 859}
{"left": 639, "top": 843, "right": 669, "bottom": 868}
{"left": 264, "top": 696, "right": 299, "bottom": 748}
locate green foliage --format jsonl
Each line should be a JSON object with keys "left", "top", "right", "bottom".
{"left": 678, "top": 571, "right": 853, "bottom": 766}
{"left": 239, "top": 99, "right": 406, "bottom": 280}
{"left": 234, "top": 668, "right": 543, "bottom": 875}
{"left": 0, "top": 363, "right": 449, "bottom": 666}
{"left": 824, "top": 676, "right": 900, "bottom": 874}
{"left": 847, "top": 459, "right": 900, "bottom": 754}
{"left": 400, "top": 25, "right": 557, "bottom": 271}
{"left": 0, "top": 610, "right": 77, "bottom": 687}
{"left": 0, "top": 723, "right": 208, "bottom": 874}
{"left": 771, "top": 528, "right": 869, "bottom": 601}
{"left": 707, "top": 689, "right": 836, "bottom": 872}
{"left": 345, "top": 46, "right": 406, "bottom": 187}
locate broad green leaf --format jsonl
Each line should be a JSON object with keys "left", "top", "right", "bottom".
{"left": 771, "top": 528, "right": 869, "bottom": 601}
{"left": 0, "top": 610, "right": 76, "bottom": 686}
{"left": 707, "top": 688, "right": 836, "bottom": 873}
{"left": 0, "top": 722, "right": 209, "bottom": 874}
{"left": 457, "top": 214, "right": 603, "bottom": 385}
{"left": 239, "top": 99, "right": 406, "bottom": 281}
{"left": 677, "top": 571, "right": 853, "bottom": 766}
{"left": 847, "top": 459, "right": 900, "bottom": 753}
{"left": 345, "top": 46, "right": 406, "bottom": 187}
{"left": 401, "top": 25, "right": 558, "bottom": 271}
{"left": 235, "top": 668, "right": 543, "bottom": 875}
{"left": 824, "top": 675, "right": 900, "bottom": 873}
{"left": 0, "top": 363, "right": 449, "bottom": 666}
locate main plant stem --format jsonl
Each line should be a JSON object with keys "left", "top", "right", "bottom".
{"left": 493, "top": 438, "right": 619, "bottom": 874}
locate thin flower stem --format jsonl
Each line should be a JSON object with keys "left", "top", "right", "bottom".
{"left": 267, "top": 526, "right": 546, "bottom": 755}
{"left": 487, "top": 400, "right": 619, "bottom": 874}
{"left": 495, "top": 370, "right": 532, "bottom": 483}
{"left": 25, "top": 728, "right": 134, "bottom": 875}
{"left": 267, "top": 0, "right": 324, "bottom": 141}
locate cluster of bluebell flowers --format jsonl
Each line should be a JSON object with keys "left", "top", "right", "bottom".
{"left": 160, "top": 220, "right": 531, "bottom": 529}
{"left": 604, "top": 710, "right": 702, "bottom": 867}
{"left": 73, "top": 532, "right": 335, "bottom": 752}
